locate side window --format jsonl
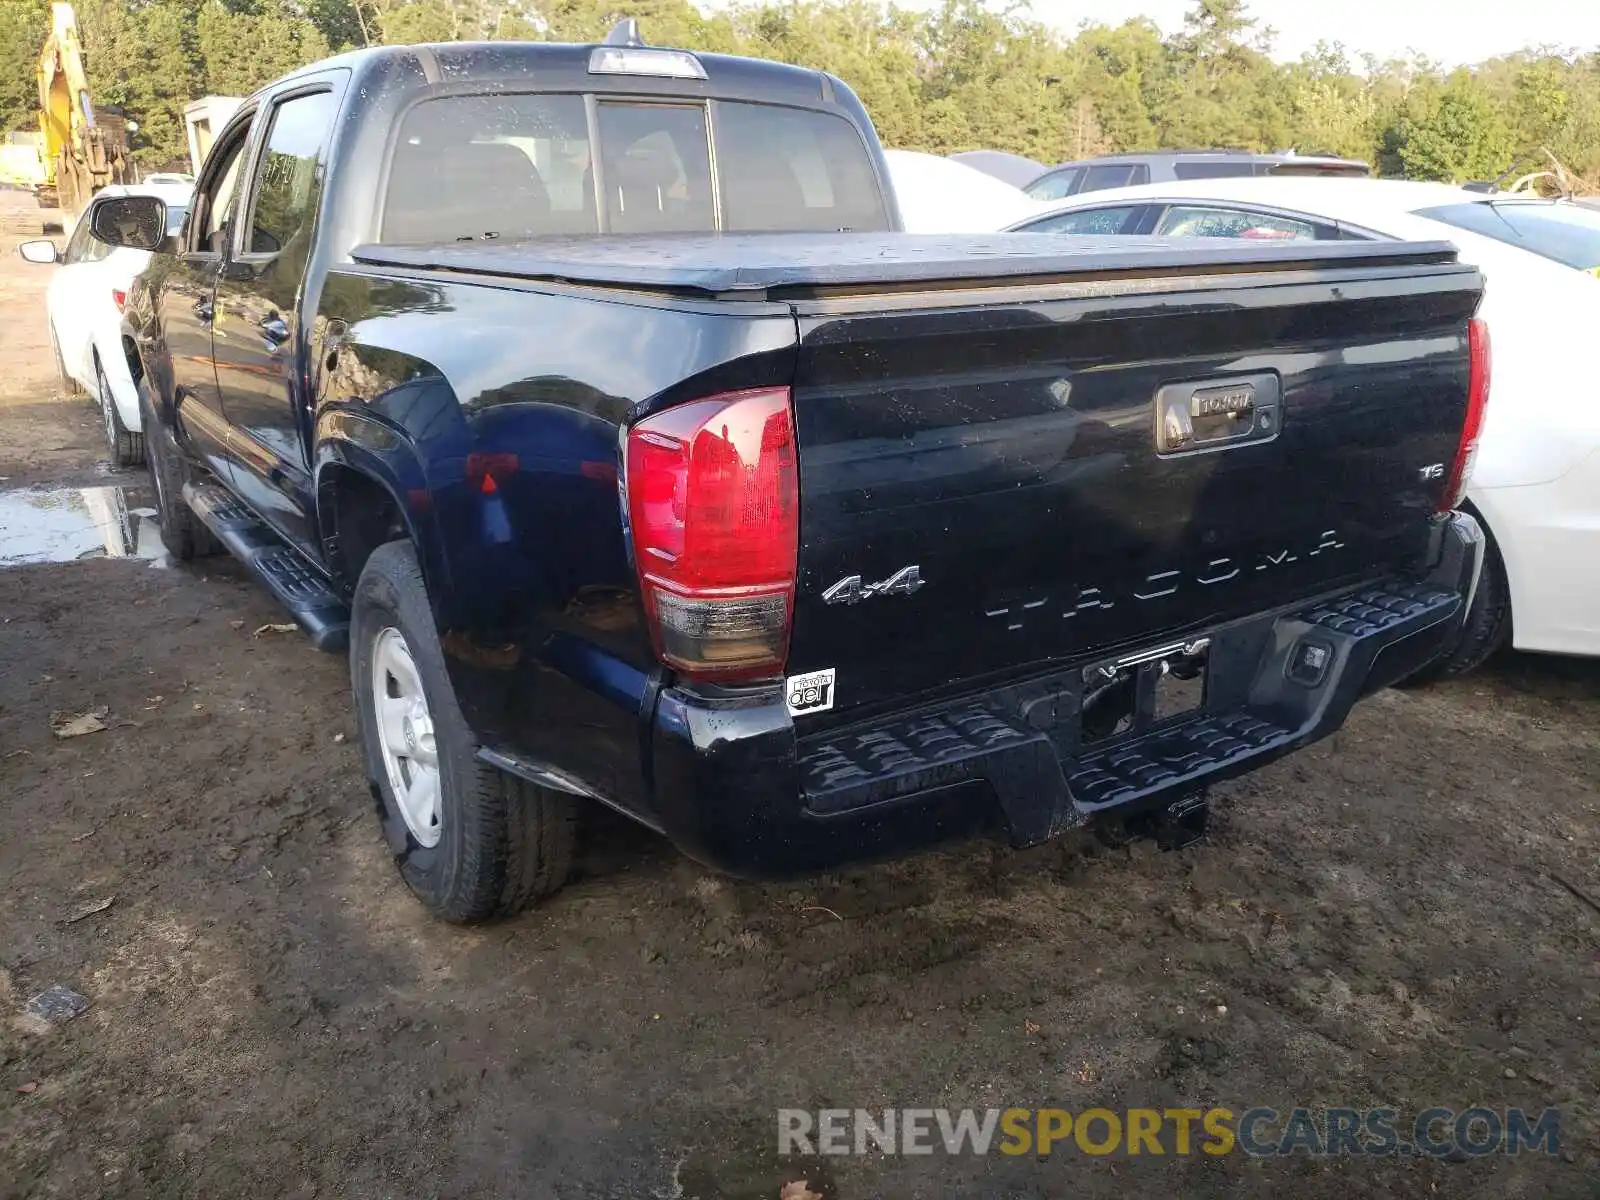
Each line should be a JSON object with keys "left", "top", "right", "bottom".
{"left": 1174, "top": 161, "right": 1254, "bottom": 180}
{"left": 245, "top": 90, "right": 337, "bottom": 257}
{"left": 1079, "top": 164, "right": 1141, "bottom": 193}
{"left": 1026, "top": 168, "right": 1082, "bottom": 201}
{"left": 61, "top": 209, "right": 94, "bottom": 264}
{"left": 80, "top": 232, "right": 114, "bottom": 264}
{"left": 1019, "top": 206, "right": 1141, "bottom": 236}
{"left": 194, "top": 127, "right": 251, "bottom": 254}
{"left": 1156, "top": 205, "right": 1318, "bottom": 241}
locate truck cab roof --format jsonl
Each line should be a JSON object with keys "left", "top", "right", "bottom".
{"left": 268, "top": 37, "right": 844, "bottom": 110}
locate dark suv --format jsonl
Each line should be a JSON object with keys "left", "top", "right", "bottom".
{"left": 1025, "top": 151, "right": 1369, "bottom": 201}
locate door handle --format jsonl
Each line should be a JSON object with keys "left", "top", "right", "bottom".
{"left": 259, "top": 313, "right": 290, "bottom": 351}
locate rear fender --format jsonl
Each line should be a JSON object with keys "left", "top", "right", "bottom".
{"left": 313, "top": 412, "right": 445, "bottom": 611}
{"left": 94, "top": 336, "right": 141, "bottom": 428}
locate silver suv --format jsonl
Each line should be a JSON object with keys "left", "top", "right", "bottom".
{"left": 1025, "top": 151, "right": 1369, "bottom": 201}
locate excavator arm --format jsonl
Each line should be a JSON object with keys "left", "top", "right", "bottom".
{"left": 36, "top": 2, "right": 132, "bottom": 215}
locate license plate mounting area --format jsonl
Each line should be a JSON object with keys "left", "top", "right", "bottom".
{"left": 1079, "top": 637, "right": 1210, "bottom": 746}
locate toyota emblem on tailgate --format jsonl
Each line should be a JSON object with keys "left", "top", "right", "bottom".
{"left": 1190, "top": 384, "right": 1256, "bottom": 418}
{"left": 1155, "top": 373, "right": 1280, "bottom": 456}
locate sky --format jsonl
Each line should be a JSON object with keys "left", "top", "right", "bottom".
{"left": 1018, "top": 0, "right": 1600, "bottom": 66}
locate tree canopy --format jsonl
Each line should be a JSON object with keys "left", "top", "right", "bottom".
{"left": 2, "top": 0, "right": 1597, "bottom": 188}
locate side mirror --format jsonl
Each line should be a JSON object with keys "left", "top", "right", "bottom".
{"left": 90, "top": 195, "right": 167, "bottom": 251}
{"left": 17, "top": 240, "right": 59, "bottom": 264}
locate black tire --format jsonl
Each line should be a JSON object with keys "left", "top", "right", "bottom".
{"left": 351, "top": 540, "right": 577, "bottom": 922}
{"left": 51, "top": 325, "right": 83, "bottom": 397}
{"left": 139, "top": 382, "right": 219, "bottom": 561}
{"left": 96, "top": 356, "right": 144, "bottom": 467}
{"left": 1402, "top": 535, "right": 1511, "bottom": 685}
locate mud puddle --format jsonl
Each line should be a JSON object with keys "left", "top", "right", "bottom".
{"left": 0, "top": 483, "right": 166, "bottom": 566}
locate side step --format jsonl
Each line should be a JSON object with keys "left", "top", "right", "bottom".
{"left": 183, "top": 483, "right": 350, "bottom": 653}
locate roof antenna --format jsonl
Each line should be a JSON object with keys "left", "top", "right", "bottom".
{"left": 604, "top": 19, "right": 645, "bottom": 47}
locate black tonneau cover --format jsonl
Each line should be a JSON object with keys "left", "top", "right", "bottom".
{"left": 348, "top": 232, "right": 1463, "bottom": 296}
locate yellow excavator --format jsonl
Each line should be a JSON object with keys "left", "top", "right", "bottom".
{"left": 35, "top": 1, "right": 132, "bottom": 214}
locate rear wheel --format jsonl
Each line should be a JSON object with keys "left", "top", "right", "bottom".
{"left": 352, "top": 540, "right": 578, "bottom": 922}
{"left": 1402, "top": 535, "right": 1510, "bottom": 685}
{"left": 96, "top": 356, "right": 143, "bottom": 466}
{"left": 139, "top": 383, "right": 218, "bottom": 561}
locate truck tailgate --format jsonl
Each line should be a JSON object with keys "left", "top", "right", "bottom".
{"left": 785, "top": 251, "right": 1483, "bottom": 720}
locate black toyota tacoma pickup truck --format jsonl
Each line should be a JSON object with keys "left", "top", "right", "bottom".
{"left": 97, "top": 30, "right": 1488, "bottom": 921}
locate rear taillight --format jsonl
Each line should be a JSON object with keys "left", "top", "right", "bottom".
{"left": 465, "top": 451, "right": 518, "bottom": 495}
{"left": 1439, "top": 317, "right": 1491, "bottom": 513}
{"left": 625, "top": 387, "right": 798, "bottom": 682}
{"left": 111, "top": 288, "right": 126, "bottom": 312}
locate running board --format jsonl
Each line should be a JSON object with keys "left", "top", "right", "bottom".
{"left": 183, "top": 483, "right": 350, "bottom": 653}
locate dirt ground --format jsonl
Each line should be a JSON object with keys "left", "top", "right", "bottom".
{"left": 1, "top": 246, "right": 1597, "bottom": 1200}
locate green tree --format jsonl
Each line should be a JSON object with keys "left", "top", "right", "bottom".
{"left": 735, "top": 2, "right": 924, "bottom": 150}
{"left": 198, "top": 3, "right": 331, "bottom": 95}
{"left": 297, "top": 0, "right": 375, "bottom": 48}
{"left": 1072, "top": 19, "right": 1162, "bottom": 150}
{"left": 1395, "top": 74, "right": 1514, "bottom": 182}
{"left": 1150, "top": 0, "right": 1288, "bottom": 151}
{"left": 27, "top": 0, "right": 1600, "bottom": 192}
{"left": 911, "top": 0, "right": 1076, "bottom": 158}
{"left": 0, "top": 0, "right": 50, "bottom": 137}
{"left": 380, "top": 0, "right": 463, "bottom": 41}
{"left": 1287, "top": 43, "right": 1378, "bottom": 160}
{"left": 78, "top": 0, "right": 205, "bottom": 168}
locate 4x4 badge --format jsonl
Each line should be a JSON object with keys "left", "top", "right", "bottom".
{"left": 822, "top": 565, "right": 925, "bottom": 606}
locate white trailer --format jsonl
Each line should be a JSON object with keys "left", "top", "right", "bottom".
{"left": 183, "top": 96, "right": 243, "bottom": 174}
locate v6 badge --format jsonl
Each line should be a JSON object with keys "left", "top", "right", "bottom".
{"left": 786, "top": 667, "right": 837, "bottom": 716}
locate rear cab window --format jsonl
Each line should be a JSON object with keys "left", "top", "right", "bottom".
{"left": 1415, "top": 200, "right": 1600, "bottom": 273}
{"left": 381, "top": 93, "right": 889, "bottom": 242}
{"left": 596, "top": 102, "right": 713, "bottom": 233}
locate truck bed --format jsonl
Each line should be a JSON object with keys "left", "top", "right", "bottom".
{"left": 348, "top": 232, "right": 1465, "bottom": 296}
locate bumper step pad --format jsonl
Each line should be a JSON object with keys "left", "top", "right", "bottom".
{"left": 1300, "top": 581, "right": 1456, "bottom": 638}
{"left": 1067, "top": 711, "right": 1288, "bottom": 811}
{"left": 801, "top": 705, "right": 1042, "bottom": 815}
{"left": 184, "top": 483, "right": 350, "bottom": 653}
{"left": 797, "top": 577, "right": 1463, "bottom": 835}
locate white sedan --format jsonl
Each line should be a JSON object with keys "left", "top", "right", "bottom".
{"left": 1001, "top": 177, "right": 1600, "bottom": 675}
{"left": 18, "top": 182, "right": 192, "bottom": 466}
